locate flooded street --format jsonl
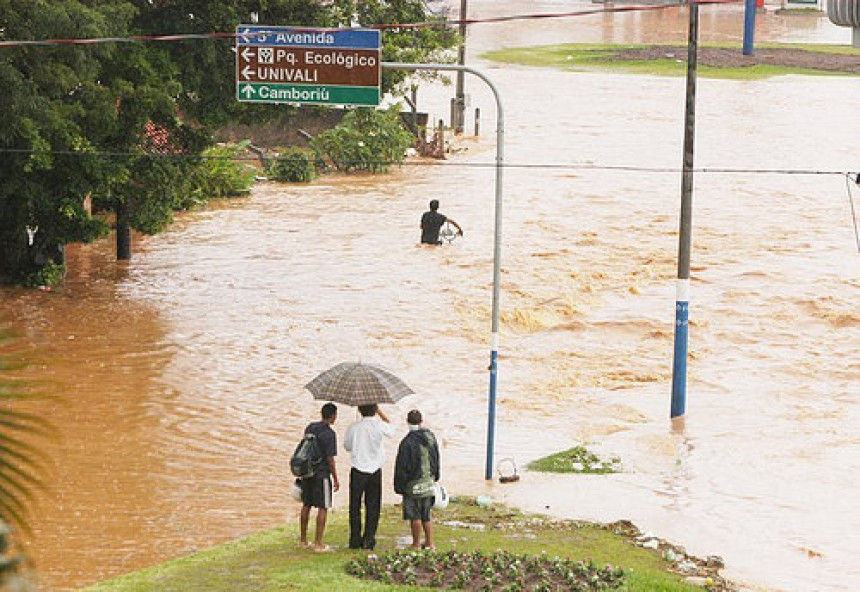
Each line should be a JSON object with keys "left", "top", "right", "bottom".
{"left": 1, "top": 1, "right": 858, "bottom": 590}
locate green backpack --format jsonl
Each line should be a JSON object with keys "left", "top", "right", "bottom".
{"left": 290, "top": 432, "right": 324, "bottom": 480}
{"left": 407, "top": 431, "right": 436, "bottom": 498}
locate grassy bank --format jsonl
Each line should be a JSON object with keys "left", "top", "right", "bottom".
{"left": 482, "top": 43, "right": 860, "bottom": 79}
{"left": 84, "top": 498, "right": 728, "bottom": 591}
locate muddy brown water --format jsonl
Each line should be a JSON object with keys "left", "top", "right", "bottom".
{"left": 1, "top": 1, "right": 858, "bottom": 590}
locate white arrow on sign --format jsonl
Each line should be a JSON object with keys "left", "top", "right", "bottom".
{"left": 241, "top": 65, "right": 254, "bottom": 80}
{"left": 238, "top": 27, "right": 252, "bottom": 44}
{"left": 241, "top": 84, "right": 256, "bottom": 98}
{"left": 241, "top": 47, "right": 255, "bottom": 62}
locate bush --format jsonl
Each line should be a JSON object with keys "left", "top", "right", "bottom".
{"left": 346, "top": 549, "right": 625, "bottom": 591}
{"left": 178, "top": 142, "right": 257, "bottom": 208}
{"left": 266, "top": 148, "right": 318, "bottom": 182}
{"left": 527, "top": 445, "right": 622, "bottom": 475}
{"left": 310, "top": 107, "right": 413, "bottom": 173}
{"left": 24, "top": 260, "right": 65, "bottom": 289}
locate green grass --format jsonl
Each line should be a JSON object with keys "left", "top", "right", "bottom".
{"left": 482, "top": 43, "right": 860, "bottom": 80}
{"left": 83, "top": 499, "right": 707, "bottom": 591}
{"left": 527, "top": 445, "right": 623, "bottom": 475}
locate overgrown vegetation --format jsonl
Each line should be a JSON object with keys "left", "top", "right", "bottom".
{"left": 1, "top": 0, "right": 458, "bottom": 283}
{"left": 266, "top": 148, "right": 318, "bottom": 183}
{"left": 23, "top": 261, "right": 65, "bottom": 289}
{"left": 180, "top": 142, "right": 257, "bottom": 206}
{"left": 310, "top": 107, "right": 414, "bottom": 173}
{"left": 528, "top": 446, "right": 622, "bottom": 474}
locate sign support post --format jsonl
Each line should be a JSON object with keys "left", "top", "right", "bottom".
{"left": 383, "top": 62, "right": 504, "bottom": 480}
{"left": 239, "top": 48, "right": 507, "bottom": 479}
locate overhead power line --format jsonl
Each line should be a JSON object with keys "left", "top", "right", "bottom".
{"left": 846, "top": 173, "right": 860, "bottom": 253}
{"left": 0, "top": 0, "right": 741, "bottom": 48}
{"left": 0, "top": 146, "right": 850, "bottom": 177}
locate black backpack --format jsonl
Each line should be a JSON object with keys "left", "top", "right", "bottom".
{"left": 290, "top": 432, "right": 324, "bottom": 479}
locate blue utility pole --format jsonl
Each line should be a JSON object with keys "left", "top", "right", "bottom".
{"left": 743, "top": 0, "right": 757, "bottom": 55}
{"left": 671, "top": 0, "right": 699, "bottom": 419}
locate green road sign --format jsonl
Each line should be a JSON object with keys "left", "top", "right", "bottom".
{"left": 235, "top": 26, "right": 381, "bottom": 107}
{"left": 236, "top": 82, "right": 380, "bottom": 106}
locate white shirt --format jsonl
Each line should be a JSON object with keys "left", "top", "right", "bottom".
{"left": 343, "top": 416, "right": 396, "bottom": 473}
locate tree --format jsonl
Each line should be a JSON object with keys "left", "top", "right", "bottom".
{"left": 130, "top": 0, "right": 339, "bottom": 127}
{"left": 0, "top": 1, "right": 122, "bottom": 282}
{"left": 0, "top": 0, "right": 458, "bottom": 283}
{"left": 339, "top": 0, "right": 459, "bottom": 94}
{"left": 0, "top": 0, "right": 205, "bottom": 281}
{"left": 130, "top": 0, "right": 457, "bottom": 123}
{"left": 310, "top": 106, "right": 413, "bottom": 173}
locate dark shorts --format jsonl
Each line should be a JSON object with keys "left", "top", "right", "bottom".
{"left": 299, "top": 474, "right": 332, "bottom": 509}
{"left": 402, "top": 495, "right": 433, "bottom": 521}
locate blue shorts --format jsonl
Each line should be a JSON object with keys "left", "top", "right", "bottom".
{"left": 402, "top": 495, "right": 433, "bottom": 521}
{"left": 299, "top": 474, "right": 332, "bottom": 509}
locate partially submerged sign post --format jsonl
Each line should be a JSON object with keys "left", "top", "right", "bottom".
{"left": 383, "top": 62, "right": 506, "bottom": 482}
{"left": 235, "top": 26, "right": 380, "bottom": 106}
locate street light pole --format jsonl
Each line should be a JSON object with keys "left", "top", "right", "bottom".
{"left": 383, "top": 61, "right": 504, "bottom": 479}
{"left": 454, "top": 0, "right": 467, "bottom": 134}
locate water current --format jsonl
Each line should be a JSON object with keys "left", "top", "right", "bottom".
{"left": 0, "top": 1, "right": 858, "bottom": 590}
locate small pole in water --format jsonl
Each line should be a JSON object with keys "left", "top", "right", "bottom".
{"left": 743, "top": 0, "right": 757, "bottom": 55}
{"left": 454, "top": 0, "right": 468, "bottom": 134}
{"left": 671, "top": 0, "right": 699, "bottom": 420}
{"left": 116, "top": 201, "right": 132, "bottom": 261}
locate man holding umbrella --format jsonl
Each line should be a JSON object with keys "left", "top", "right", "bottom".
{"left": 305, "top": 361, "right": 415, "bottom": 550}
{"left": 343, "top": 403, "right": 395, "bottom": 550}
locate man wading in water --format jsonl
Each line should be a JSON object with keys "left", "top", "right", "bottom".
{"left": 420, "top": 199, "right": 463, "bottom": 245}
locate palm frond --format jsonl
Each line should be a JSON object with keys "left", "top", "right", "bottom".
{"left": 0, "top": 328, "right": 54, "bottom": 534}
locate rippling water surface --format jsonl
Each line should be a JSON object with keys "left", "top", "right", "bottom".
{"left": 1, "top": 1, "right": 858, "bottom": 590}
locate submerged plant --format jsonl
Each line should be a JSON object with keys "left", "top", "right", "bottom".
{"left": 266, "top": 148, "right": 318, "bottom": 182}
{"left": 527, "top": 445, "right": 622, "bottom": 474}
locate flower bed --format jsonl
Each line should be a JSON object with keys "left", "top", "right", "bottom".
{"left": 345, "top": 549, "right": 625, "bottom": 591}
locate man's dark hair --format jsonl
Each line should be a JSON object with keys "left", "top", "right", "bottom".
{"left": 358, "top": 403, "right": 377, "bottom": 417}
{"left": 322, "top": 402, "right": 337, "bottom": 420}
{"left": 429, "top": 199, "right": 439, "bottom": 211}
{"left": 407, "top": 409, "right": 422, "bottom": 425}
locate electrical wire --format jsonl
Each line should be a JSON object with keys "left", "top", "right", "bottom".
{"left": 0, "top": 147, "right": 850, "bottom": 178}
{"left": 0, "top": 1, "right": 741, "bottom": 47}
{"left": 846, "top": 173, "right": 860, "bottom": 254}
{"left": 0, "top": 3, "right": 851, "bottom": 220}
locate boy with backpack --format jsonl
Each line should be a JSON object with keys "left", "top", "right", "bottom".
{"left": 296, "top": 402, "right": 339, "bottom": 551}
{"left": 394, "top": 409, "right": 440, "bottom": 550}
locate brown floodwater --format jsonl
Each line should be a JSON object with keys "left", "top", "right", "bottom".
{"left": 1, "top": 1, "right": 858, "bottom": 590}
